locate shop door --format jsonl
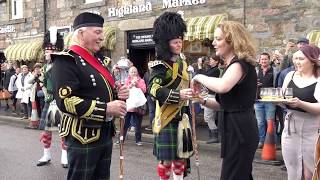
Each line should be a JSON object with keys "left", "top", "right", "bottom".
{"left": 128, "top": 48, "right": 155, "bottom": 77}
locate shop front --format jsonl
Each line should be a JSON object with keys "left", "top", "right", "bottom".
{"left": 121, "top": 13, "right": 226, "bottom": 76}
{"left": 4, "top": 39, "right": 44, "bottom": 66}
{"left": 183, "top": 14, "right": 226, "bottom": 64}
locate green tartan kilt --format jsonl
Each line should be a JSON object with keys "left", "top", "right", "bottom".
{"left": 153, "top": 121, "right": 179, "bottom": 160}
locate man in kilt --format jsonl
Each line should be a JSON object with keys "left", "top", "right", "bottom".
{"left": 149, "top": 12, "right": 194, "bottom": 180}
{"left": 36, "top": 29, "right": 68, "bottom": 168}
{"left": 52, "top": 12, "right": 128, "bottom": 180}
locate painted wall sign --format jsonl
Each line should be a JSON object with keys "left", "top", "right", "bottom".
{"left": 0, "top": 25, "right": 16, "bottom": 34}
{"left": 108, "top": 2, "right": 152, "bottom": 18}
{"left": 107, "top": 0, "right": 206, "bottom": 18}
{"left": 128, "top": 29, "right": 155, "bottom": 48}
{"left": 162, "top": 0, "right": 206, "bottom": 8}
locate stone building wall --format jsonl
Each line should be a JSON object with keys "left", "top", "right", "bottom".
{"left": 0, "top": 0, "right": 319, "bottom": 60}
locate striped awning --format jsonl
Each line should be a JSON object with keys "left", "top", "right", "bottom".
{"left": 64, "top": 26, "right": 116, "bottom": 50}
{"left": 184, "top": 14, "right": 227, "bottom": 41}
{"left": 64, "top": 32, "right": 73, "bottom": 48}
{"left": 307, "top": 30, "right": 320, "bottom": 47}
{"left": 4, "top": 40, "right": 43, "bottom": 62}
{"left": 102, "top": 26, "right": 116, "bottom": 50}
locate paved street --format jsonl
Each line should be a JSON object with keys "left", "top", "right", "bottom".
{"left": 0, "top": 120, "right": 287, "bottom": 180}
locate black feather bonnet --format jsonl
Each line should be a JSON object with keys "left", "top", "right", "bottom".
{"left": 43, "top": 30, "right": 64, "bottom": 51}
{"left": 153, "top": 12, "right": 187, "bottom": 61}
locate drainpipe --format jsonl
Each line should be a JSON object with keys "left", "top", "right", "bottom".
{"left": 44, "top": 0, "right": 47, "bottom": 33}
{"left": 243, "top": 0, "right": 246, "bottom": 27}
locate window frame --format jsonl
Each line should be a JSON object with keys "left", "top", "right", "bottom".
{"left": 84, "top": 0, "right": 102, "bottom": 4}
{"left": 11, "top": 0, "right": 23, "bottom": 19}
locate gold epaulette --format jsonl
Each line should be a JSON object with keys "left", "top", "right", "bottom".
{"left": 148, "top": 60, "right": 165, "bottom": 68}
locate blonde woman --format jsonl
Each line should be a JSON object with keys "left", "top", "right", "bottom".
{"left": 192, "top": 21, "right": 258, "bottom": 180}
{"left": 123, "top": 66, "right": 146, "bottom": 145}
{"left": 281, "top": 44, "right": 320, "bottom": 180}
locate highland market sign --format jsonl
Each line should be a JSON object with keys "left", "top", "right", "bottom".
{"left": 108, "top": 0, "right": 206, "bottom": 18}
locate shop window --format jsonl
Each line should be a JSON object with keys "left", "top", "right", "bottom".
{"left": 11, "top": 0, "right": 23, "bottom": 19}
{"left": 183, "top": 39, "right": 213, "bottom": 64}
{"left": 85, "top": 0, "right": 102, "bottom": 4}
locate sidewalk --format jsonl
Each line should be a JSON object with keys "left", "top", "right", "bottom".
{"left": 113, "top": 113, "right": 221, "bottom": 151}
{"left": 0, "top": 107, "right": 284, "bottom": 161}
{"left": 0, "top": 107, "right": 218, "bottom": 151}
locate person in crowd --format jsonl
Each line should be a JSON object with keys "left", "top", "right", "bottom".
{"left": 198, "top": 54, "right": 221, "bottom": 144}
{"left": 276, "top": 51, "right": 299, "bottom": 126}
{"left": 0, "top": 52, "right": 5, "bottom": 109}
{"left": 255, "top": 52, "right": 277, "bottom": 148}
{"left": 16, "top": 65, "right": 32, "bottom": 120}
{"left": 25, "top": 63, "right": 44, "bottom": 129}
{"left": 36, "top": 30, "right": 68, "bottom": 168}
{"left": 275, "top": 51, "right": 299, "bottom": 171}
{"left": 3, "top": 62, "right": 15, "bottom": 111}
{"left": 281, "top": 44, "right": 320, "bottom": 180}
{"left": 123, "top": 66, "right": 146, "bottom": 145}
{"left": 144, "top": 62, "right": 155, "bottom": 131}
{"left": 281, "top": 37, "right": 309, "bottom": 71}
{"left": 8, "top": 67, "right": 20, "bottom": 114}
{"left": 195, "top": 57, "right": 204, "bottom": 74}
{"left": 149, "top": 12, "right": 194, "bottom": 180}
{"left": 52, "top": 12, "right": 128, "bottom": 180}
{"left": 192, "top": 21, "right": 259, "bottom": 180}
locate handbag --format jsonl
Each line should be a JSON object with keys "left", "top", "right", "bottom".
{"left": 0, "top": 90, "right": 12, "bottom": 100}
{"left": 135, "top": 103, "right": 147, "bottom": 116}
{"left": 126, "top": 87, "right": 147, "bottom": 109}
{"left": 177, "top": 113, "right": 194, "bottom": 158}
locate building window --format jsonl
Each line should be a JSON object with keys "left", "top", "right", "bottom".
{"left": 11, "top": 0, "right": 23, "bottom": 19}
{"left": 85, "top": 0, "right": 102, "bottom": 4}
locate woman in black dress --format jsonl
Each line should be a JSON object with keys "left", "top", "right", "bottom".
{"left": 192, "top": 21, "right": 259, "bottom": 180}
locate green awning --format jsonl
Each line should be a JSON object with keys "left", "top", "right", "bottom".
{"left": 185, "top": 14, "right": 227, "bottom": 41}
{"left": 307, "top": 30, "right": 320, "bottom": 47}
{"left": 64, "top": 26, "right": 116, "bottom": 50}
{"left": 4, "top": 40, "right": 43, "bottom": 62}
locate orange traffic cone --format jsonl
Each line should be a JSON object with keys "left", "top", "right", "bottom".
{"left": 254, "top": 119, "right": 282, "bottom": 166}
{"left": 261, "top": 119, "right": 276, "bottom": 160}
{"left": 26, "top": 101, "right": 39, "bottom": 129}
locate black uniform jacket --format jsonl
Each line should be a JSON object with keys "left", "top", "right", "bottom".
{"left": 52, "top": 49, "right": 115, "bottom": 144}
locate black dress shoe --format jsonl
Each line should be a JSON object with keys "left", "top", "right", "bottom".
{"left": 25, "top": 126, "right": 38, "bottom": 130}
{"left": 61, "top": 164, "right": 68, "bottom": 168}
{"left": 37, "top": 160, "right": 51, "bottom": 166}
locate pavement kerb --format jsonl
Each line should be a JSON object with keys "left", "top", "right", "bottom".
{"left": 0, "top": 114, "right": 217, "bottom": 151}
{"left": 124, "top": 130, "right": 219, "bottom": 152}
{"left": 0, "top": 114, "right": 281, "bottom": 160}
{"left": 0, "top": 115, "right": 28, "bottom": 126}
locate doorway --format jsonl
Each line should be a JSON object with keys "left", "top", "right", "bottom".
{"left": 128, "top": 48, "right": 155, "bottom": 77}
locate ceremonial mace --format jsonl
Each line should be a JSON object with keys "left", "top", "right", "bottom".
{"left": 188, "top": 67, "right": 201, "bottom": 180}
{"left": 117, "top": 58, "right": 129, "bottom": 180}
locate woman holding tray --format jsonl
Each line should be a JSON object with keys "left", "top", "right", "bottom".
{"left": 281, "top": 44, "right": 320, "bottom": 180}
